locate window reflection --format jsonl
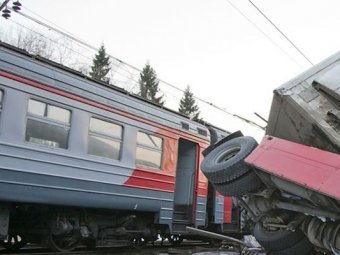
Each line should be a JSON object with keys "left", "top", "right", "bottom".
{"left": 26, "top": 99, "right": 71, "bottom": 149}
{"left": 47, "top": 105, "right": 70, "bottom": 123}
{"left": 89, "top": 118, "right": 122, "bottom": 137}
{"left": 88, "top": 135, "right": 121, "bottom": 159}
{"left": 88, "top": 117, "right": 123, "bottom": 160}
{"left": 136, "top": 131, "right": 163, "bottom": 169}
{"left": 137, "top": 132, "right": 162, "bottom": 148}
{"left": 28, "top": 100, "right": 45, "bottom": 116}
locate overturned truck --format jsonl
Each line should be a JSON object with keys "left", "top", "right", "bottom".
{"left": 201, "top": 52, "right": 340, "bottom": 254}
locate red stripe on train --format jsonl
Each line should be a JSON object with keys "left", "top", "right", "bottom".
{"left": 124, "top": 167, "right": 208, "bottom": 196}
{"left": 124, "top": 167, "right": 175, "bottom": 192}
{"left": 0, "top": 70, "right": 209, "bottom": 196}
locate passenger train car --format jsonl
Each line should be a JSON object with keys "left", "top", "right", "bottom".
{"left": 0, "top": 43, "right": 240, "bottom": 251}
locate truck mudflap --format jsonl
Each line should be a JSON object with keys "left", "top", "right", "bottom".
{"left": 245, "top": 136, "right": 340, "bottom": 200}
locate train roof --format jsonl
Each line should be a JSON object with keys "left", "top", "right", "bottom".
{"left": 0, "top": 42, "right": 210, "bottom": 141}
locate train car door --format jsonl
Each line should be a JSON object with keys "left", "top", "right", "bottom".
{"left": 172, "top": 138, "right": 198, "bottom": 232}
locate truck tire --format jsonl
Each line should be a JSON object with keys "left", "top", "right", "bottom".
{"left": 213, "top": 170, "right": 263, "bottom": 196}
{"left": 269, "top": 237, "right": 313, "bottom": 255}
{"left": 253, "top": 222, "right": 305, "bottom": 251}
{"left": 201, "top": 136, "right": 258, "bottom": 184}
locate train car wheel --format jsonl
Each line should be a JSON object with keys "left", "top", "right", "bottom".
{"left": 83, "top": 237, "right": 96, "bottom": 250}
{"left": 159, "top": 234, "right": 167, "bottom": 245}
{"left": 168, "top": 234, "right": 183, "bottom": 246}
{"left": 130, "top": 237, "right": 147, "bottom": 248}
{"left": 47, "top": 232, "right": 80, "bottom": 252}
{"left": 0, "top": 234, "right": 26, "bottom": 251}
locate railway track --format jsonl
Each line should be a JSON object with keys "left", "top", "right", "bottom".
{"left": 0, "top": 241, "right": 241, "bottom": 255}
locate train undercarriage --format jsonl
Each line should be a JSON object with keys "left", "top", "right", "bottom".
{"left": 0, "top": 195, "right": 244, "bottom": 252}
{"left": 0, "top": 205, "right": 173, "bottom": 252}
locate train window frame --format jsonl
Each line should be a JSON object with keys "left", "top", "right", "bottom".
{"left": 135, "top": 131, "right": 163, "bottom": 170}
{"left": 87, "top": 117, "right": 123, "bottom": 160}
{"left": 0, "top": 89, "right": 3, "bottom": 112}
{"left": 0, "top": 89, "right": 4, "bottom": 130}
{"left": 25, "top": 98, "right": 71, "bottom": 149}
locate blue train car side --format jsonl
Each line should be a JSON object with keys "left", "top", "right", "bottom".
{"left": 0, "top": 43, "right": 241, "bottom": 251}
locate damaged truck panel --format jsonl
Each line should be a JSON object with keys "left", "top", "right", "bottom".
{"left": 266, "top": 52, "right": 340, "bottom": 153}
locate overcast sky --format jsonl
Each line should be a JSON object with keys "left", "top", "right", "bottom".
{"left": 3, "top": 0, "right": 340, "bottom": 139}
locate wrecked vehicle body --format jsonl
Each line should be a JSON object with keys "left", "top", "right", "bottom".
{"left": 201, "top": 52, "right": 340, "bottom": 254}
{"left": 266, "top": 51, "right": 340, "bottom": 153}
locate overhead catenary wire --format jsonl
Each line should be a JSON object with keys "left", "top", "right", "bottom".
{"left": 22, "top": 5, "right": 81, "bottom": 42}
{"left": 5, "top": 19, "right": 142, "bottom": 90}
{"left": 21, "top": 6, "right": 111, "bottom": 60}
{"left": 247, "top": 0, "right": 314, "bottom": 66}
{"left": 224, "top": 0, "right": 304, "bottom": 69}
{"left": 7, "top": 8, "right": 265, "bottom": 130}
{"left": 7, "top": 19, "right": 91, "bottom": 60}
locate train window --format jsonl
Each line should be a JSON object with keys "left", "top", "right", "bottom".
{"left": 136, "top": 132, "right": 163, "bottom": 169}
{"left": 28, "top": 100, "right": 45, "bottom": 116}
{"left": 88, "top": 118, "right": 123, "bottom": 160}
{"left": 89, "top": 118, "right": 122, "bottom": 137}
{"left": 26, "top": 99, "right": 71, "bottom": 149}
{"left": 137, "top": 132, "right": 162, "bottom": 148}
{"left": 47, "top": 105, "right": 71, "bottom": 123}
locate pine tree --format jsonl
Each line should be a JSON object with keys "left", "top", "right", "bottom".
{"left": 179, "top": 85, "right": 201, "bottom": 121}
{"left": 89, "top": 44, "right": 111, "bottom": 83}
{"left": 138, "top": 63, "right": 164, "bottom": 106}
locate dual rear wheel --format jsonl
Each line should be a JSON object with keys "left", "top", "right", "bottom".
{"left": 201, "top": 136, "right": 262, "bottom": 196}
{"left": 253, "top": 222, "right": 313, "bottom": 255}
